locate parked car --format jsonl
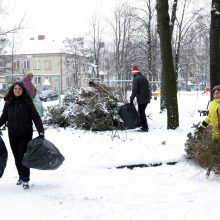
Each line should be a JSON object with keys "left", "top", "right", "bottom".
{"left": 39, "top": 92, "right": 59, "bottom": 102}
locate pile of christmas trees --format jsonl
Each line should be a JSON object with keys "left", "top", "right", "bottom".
{"left": 43, "top": 82, "right": 124, "bottom": 131}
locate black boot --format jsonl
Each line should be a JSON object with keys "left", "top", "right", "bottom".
{"left": 22, "top": 181, "right": 29, "bottom": 189}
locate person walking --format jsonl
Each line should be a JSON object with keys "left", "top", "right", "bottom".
{"left": 130, "top": 65, "right": 151, "bottom": 132}
{"left": 200, "top": 84, "right": 220, "bottom": 141}
{"left": 0, "top": 81, "right": 44, "bottom": 189}
{"left": 22, "top": 72, "right": 44, "bottom": 117}
{"left": 22, "top": 72, "right": 36, "bottom": 98}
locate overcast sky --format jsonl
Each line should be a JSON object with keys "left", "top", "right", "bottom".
{"left": 1, "top": 0, "right": 211, "bottom": 45}
{"left": 2, "top": 0, "right": 133, "bottom": 42}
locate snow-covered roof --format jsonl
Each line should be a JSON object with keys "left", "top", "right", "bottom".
{"left": 3, "top": 39, "right": 65, "bottom": 55}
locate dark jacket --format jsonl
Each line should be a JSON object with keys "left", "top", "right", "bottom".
{"left": 130, "top": 72, "right": 151, "bottom": 104}
{"left": 0, "top": 98, "right": 44, "bottom": 136}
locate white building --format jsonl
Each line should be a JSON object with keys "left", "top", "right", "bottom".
{"left": 0, "top": 38, "right": 90, "bottom": 95}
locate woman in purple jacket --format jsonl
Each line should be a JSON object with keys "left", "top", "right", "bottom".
{"left": 22, "top": 72, "right": 36, "bottom": 98}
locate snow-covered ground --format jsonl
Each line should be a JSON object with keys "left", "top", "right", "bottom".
{"left": 1, "top": 91, "right": 219, "bottom": 220}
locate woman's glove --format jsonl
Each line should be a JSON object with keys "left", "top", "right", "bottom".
{"left": 198, "top": 121, "right": 209, "bottom": 132}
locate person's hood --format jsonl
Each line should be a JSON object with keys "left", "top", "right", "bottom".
{"left": 22, "top": 76, "right": 31, "bottom": 82}
{"left": 213, "top": 98, "right": 220, "bottom": 103}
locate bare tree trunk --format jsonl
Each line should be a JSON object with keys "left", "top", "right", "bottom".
{"left": 91, "top": 17, "right": 103, "bottom": 80}
{"left": 174, "top": 0, "right": 187, "bottom": 79}
{"left": 170, "top": 0, "right": 178, "bottom": 35}
{"left": 159, "top": 0, "right": 178, "bottom": 111}
{"left": 110, "top": 3, "right": 135, "bottom": 99}
{"left": 210, "top": 0, "right": 220, "bottom": 99}
{"left": 63, "top": 38, "right": 86, "bottom": 88}
{"left": 156, "top": 0, "right": 179, "bottom": 129}
{"left": 146, "top": 0, "right": 153, "bottom": 83}
{"left": 135, "top": 0, "right": 157, "bottom": 89}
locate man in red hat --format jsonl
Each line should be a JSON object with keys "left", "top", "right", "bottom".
{"left": 130, "top": 65, "right": 151, "bottom": 132}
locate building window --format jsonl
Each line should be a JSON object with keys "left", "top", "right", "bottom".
{"left": 0, "top": 61, "right": 5, "bottom": 68}
{"left": 34, "top": 77, "right": 41, "bottom": 85}
{"left": 13, "top": 61, "right": 20, "bottom": 70}
{"left": 65, "top": 60, "right": 70, "bottom": 70}
{"left": 33, "top": 60, "right": 40, "bottom": 69}
{"left": 23, "top": 60, "right": 30, "bottom": 69}
{"left": 44, "top": 60, "right": 52, "bottom": 70}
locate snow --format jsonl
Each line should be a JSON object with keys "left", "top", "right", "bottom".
{"left": 3, "top": 39, "right": 65, "bottom": 55}
{"left": 0, "top": 91, "right": 218, "bottom": 220}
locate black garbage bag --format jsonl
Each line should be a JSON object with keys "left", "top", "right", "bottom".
{"left": 118, "top": 103, "right": 141, "bottom": 129}
{"left": 22, "top": 137, "right": 65, "bottom": 170}
{"left": 0, "top": 136, "right": 8, "bottom": 178}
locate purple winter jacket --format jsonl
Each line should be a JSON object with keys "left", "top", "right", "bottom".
{"left": 22, "top": 76, "right": 36, "bottom": 98}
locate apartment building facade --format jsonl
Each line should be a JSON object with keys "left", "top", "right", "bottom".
{"left": 0, "top": 39, "right": 91, "bottom": 96}
{"left": 3, "top": 52, "right": 67, "bottom": 95}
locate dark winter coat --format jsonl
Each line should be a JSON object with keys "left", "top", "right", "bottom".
{"left": 0, "top": 97, "right": 44, "bottom": 136}
{"left": 130, "top": 72, "right": 151, "bottom": 104}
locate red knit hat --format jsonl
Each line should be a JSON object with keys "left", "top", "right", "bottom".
{"left": 132, "top": 65, "right": 139, "bottom": 73}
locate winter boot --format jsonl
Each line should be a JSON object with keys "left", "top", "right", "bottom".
{"left": 138, "top": 128, "right": 148, "bottom": 132}
{"left": 16, "top": 179, "right": 23, "bottom": 185}
{"left": 22, "top": 181, "right": 29, "bottom": 189}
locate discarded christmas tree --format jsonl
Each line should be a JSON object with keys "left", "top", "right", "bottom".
{"left": 44, "top": 83, "right": 124, "bottom": 131}
{"left": 185, "top": 124, "right": 220, "bottom": 177}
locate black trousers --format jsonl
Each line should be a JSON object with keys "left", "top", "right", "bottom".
{"left": 138, "top": 103, "right": 148, "bottom": 130}
{"left": 8, "top": 132, "right": 33, "bottom": 182}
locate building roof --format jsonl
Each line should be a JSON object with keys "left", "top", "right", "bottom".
{"left": 3, "top": 39, "right": 65, "bottom": 55}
